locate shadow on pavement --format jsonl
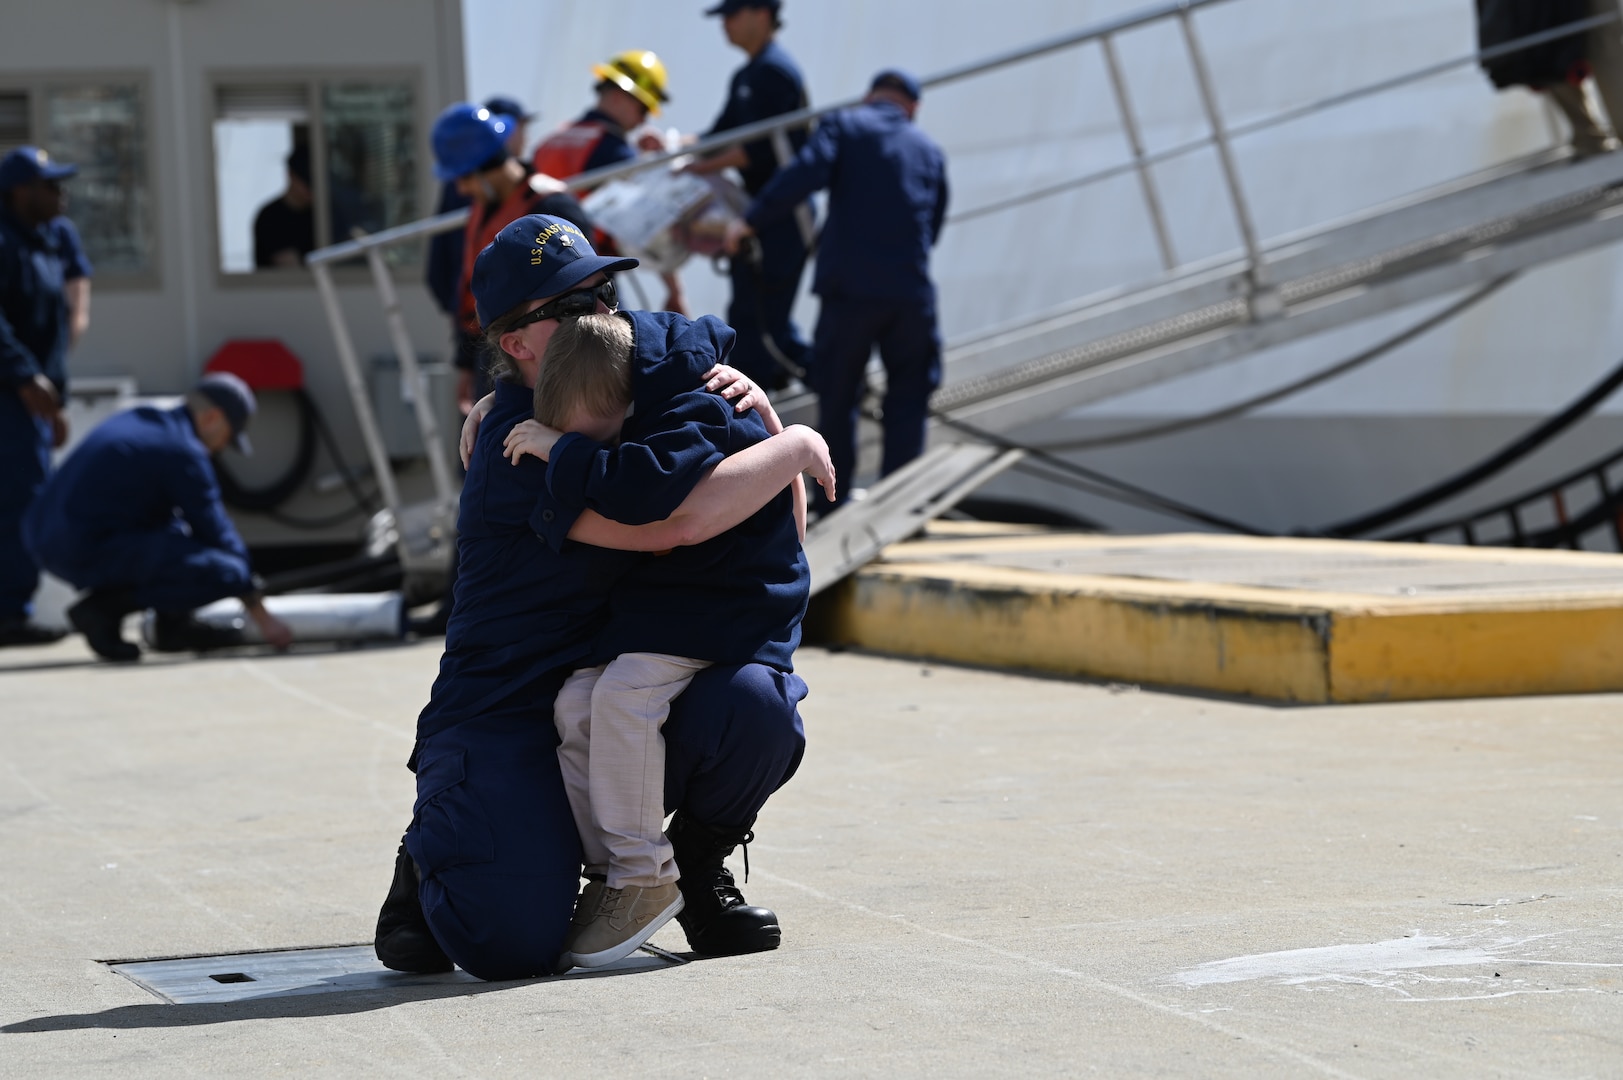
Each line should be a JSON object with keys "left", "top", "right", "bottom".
{"left": 3, "top": 960, "right": 681, "bottom": 1032}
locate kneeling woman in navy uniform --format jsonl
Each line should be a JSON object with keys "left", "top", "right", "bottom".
{"left": 377, "top": 215, "right": 831, "bottom": 980}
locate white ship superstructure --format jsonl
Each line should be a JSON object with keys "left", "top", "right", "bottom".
{"left": 6, "top": 0, "right": 1621, "bottom": 554}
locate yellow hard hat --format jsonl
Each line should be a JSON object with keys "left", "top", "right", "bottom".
{"left": 592, "top": 50, "right": 670, "bottom": 116}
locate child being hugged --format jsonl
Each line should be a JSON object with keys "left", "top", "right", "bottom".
{"left": 505, "top": 310, "right": 830, "bottom": 970}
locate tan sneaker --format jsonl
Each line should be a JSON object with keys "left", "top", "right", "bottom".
{"left": 562, "top": 882, "right": 684, "bottom": 970}
{"left": 553, "top": 878, "right": 607, "bottom": 974}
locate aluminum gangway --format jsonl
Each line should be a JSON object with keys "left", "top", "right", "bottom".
{"left": 306, "top": 0, "right": 1623, "bottom": 596}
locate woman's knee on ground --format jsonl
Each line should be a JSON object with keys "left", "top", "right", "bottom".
{"left": 419, "top": 864, "right": 577, "bottom": 981}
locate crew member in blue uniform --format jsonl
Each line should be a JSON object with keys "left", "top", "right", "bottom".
{"left": 532, "top": 51, "right": 687, "bottom": 313}
{"left": 22, "top": 373, "right": 293, "bottom": 661}
{"left": 375, "top": 217, "right": 822, "bottom": 979}
{"left": 686, "top": 0, "right": 812, "bottom": 390}
{"left": 732, "top": 70, "right": 949, "bottom": 509}
{"left": 424, "top": 96, "right": 540, "bottom": 413}
{"left": 0, "top": 146, "right": 87, "bottom": 647}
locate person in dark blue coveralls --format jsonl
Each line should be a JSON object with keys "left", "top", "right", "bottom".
{"left": 374, "top": 215, "right": 830, "bottom": 980}
{"left": 21, "top": 373, "right": 294, "bottom": 661}
{"left": 0, "top": 146, "right": 89, "bottom": 647}
{"left": 423, "top": 95, "right": 538, "bottom": 415}
{"left": 732, "top": 70, "right": 949, "bottom": 509}
{"left": 685, "top": 0, "right": 812, "bottom": 391}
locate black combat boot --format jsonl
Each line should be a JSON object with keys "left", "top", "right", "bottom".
{"left": 149, "top": 611, "right": 246, "bottom": 653}
{"left": 67, "top": 589, "right": 140, "bottom": 662}
{"left": 0, "top": 618, "right": 66, "bottom": 647}
{"left": 667, "top": 811, "right": 781, "bottom": 956}
{"left": 374, "top": 841, "right": 453, "bottom": 973}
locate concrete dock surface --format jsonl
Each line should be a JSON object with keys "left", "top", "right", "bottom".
{"left": 1, "top": 635, "right": 1620, "bottom": 1077}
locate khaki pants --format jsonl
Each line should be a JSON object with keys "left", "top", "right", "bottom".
{"left": 554, "top": 653, "right": 712, "bottom": 889}
{"left": 1539, "top": 2, "right": 1623, "bottom": 154}
{"left": 1547, "top": 81, "right": 1612, "bottom": 152}
{"left": 1592, "top": 0, "right": 1623, "bottom": 135}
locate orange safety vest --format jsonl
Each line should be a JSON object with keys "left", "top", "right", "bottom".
{"left": 457, "top": 177, "right": 547, "bottom": 333}
{"left": 532, "top": 120, "right": 628, "bottom": 255}
{"left": 532, "top": 120, "right": 610, "bottom": 182}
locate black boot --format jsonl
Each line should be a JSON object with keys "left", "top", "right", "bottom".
{"left": 667, "top": 812, "right": 781, "bottom": 956}
{"left": 149, "top": 611, "right": 246, "bottom": 653}
{"left": 67, "top": 590, "right": 140, "bottom": 662}
{"left": 374, "top": 841, "right": 453, "bottom": 973}
{"left": 0, "top": 617, "right": 67, "bottom": 647}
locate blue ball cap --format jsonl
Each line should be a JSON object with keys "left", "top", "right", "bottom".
{"left": 870, "top": 69, "right": 922, "bottom": 102}
{"left": 482, "top": 95, "right": 535, "bottom": 122}
{"left": 195, "top": 372, "right": 258, "bottom": 456}
{"left": 472, "top": 214, "right": 640, "bottom": 330}
{"left": 0, "top": 146, "right": 78, "bottom": 191}
{"left": 704, "top": 0, "right": 779, "bottom": 15}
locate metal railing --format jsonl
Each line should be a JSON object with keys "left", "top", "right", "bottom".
{"left": 305, "top": 0, "right": 1619, "bottom": 541}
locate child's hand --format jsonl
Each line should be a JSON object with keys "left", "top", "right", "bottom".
{"left": 503, "top": 419, "right": 564, "bottom": 465}
{"left": 460, "top": 392, "right": 497, "bottom": 469}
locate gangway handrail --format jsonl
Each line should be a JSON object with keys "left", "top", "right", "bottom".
{"left": 954, "top": 9, "right": 1623, "bottom": 226}
{"left": 305, "top": 0, "right": 1620, "bottom": 577}
{"left": 306, "top": 4, "right": 1618, "bottom": 267}
{"left": 306, "top": 0, "right": 1242, "bottom": 267}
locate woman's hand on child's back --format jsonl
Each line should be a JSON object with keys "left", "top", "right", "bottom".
{"left": 460, "top": 392, "right": 498, "bottom": 469}
{"left": 703, "top": 365, "right": 777, "bottom": 431}
{"left": 503, "top": 419, "right": 565, "bottom": 466}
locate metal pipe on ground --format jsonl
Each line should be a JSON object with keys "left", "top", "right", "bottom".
{"left": 140, "top": 593, "right": 408, "bottom": 647}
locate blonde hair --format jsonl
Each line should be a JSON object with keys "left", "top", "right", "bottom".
{"left": 534, "top": 313, "right": 633, "bottom": 427}
{"left": 481, "top": 303, "right": 531, "bottom": 385}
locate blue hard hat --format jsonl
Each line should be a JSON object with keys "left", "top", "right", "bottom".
{"left": 431, "top": 103, "right": 515, "bottom": 181}
{"left": 472, "top": 214, "right": 639, "bottom": 330}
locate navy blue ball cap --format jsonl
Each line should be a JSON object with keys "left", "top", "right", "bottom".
{"left": 195, "top": 372, "right": 258, "bottom": 456}
{"left": 870, "top": 69, "right": 922, "bottom": 102}
{"left": 483, "top": 95, "right": 536, "bottom": 122}
{"left": 472, "top": 214, "right": 640, "bottom": 330}
{"left": 0, "top": 146, "right": 78, "bottom": 190}
{"left": 704, "top": 0, "right": 779, "bottom": 15}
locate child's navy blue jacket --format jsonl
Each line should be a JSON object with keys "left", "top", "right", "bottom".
{"left": 543, "top": 310, "right": 808, "bottom": 672}
{"left": 417, "top": 379, "right": 636, "bottom": 743}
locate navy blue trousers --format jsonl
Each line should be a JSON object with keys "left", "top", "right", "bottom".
{"left": 0, "top": 395, "right": 51, "bottom": 621}
{"left": 29, "top": 518, "right": 253, "bottom": 613}
{"left": 406, "top": 663, "right": 807, "bottom": 981}
{"left": 727, "top": 215, "right": 809, "bottom": 389}
{"left": 809, "top": 294, "right": 942, "bottom": 508}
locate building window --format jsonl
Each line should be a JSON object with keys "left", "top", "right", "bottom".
{"left": 0, "top": 81, "right": 154, "bottom": 278}
{"left": 213, "top": 77, "right": 418, "bottom": 275}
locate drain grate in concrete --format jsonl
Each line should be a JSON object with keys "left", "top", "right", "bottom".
{"left": 107, "top": 944, "right": 682, "bottom": 1004}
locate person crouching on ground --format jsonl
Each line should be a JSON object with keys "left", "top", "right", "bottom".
{"left": 22, "top": 373, "right": 292, "bottom": 660}
{"left": 500, "top": 311, "right": 829, "bottom": 969}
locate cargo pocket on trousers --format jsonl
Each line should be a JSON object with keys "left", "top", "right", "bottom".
{"left": 410, "top": 749, "right": 497, "bottom": 874}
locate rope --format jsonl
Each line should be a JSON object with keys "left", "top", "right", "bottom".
{"left": 1032, "top": 277, "right": 1514, "bottom": 452}
{"left": 1323, "top": 350, "right": 1623, "bottom": 537}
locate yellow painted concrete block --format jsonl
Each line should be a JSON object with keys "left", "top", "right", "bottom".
{"left": 817, "top": 537, "right": 1623, "bottom": 703}
{"left": 1329, "top": 605, "right": 1623, "bottom": 701}
{"left": 828, "top": 566, "right": 1333, "bottom": 703}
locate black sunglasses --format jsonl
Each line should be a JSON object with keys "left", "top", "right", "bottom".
{"left": 512, "top": 278, "right": 619, "bottom": 330}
